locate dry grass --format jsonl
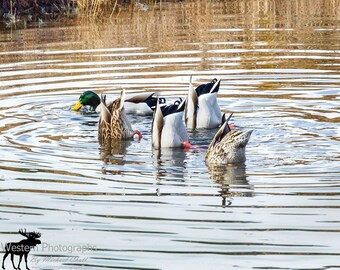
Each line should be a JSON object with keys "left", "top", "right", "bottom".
{"left": 77, "top": 0, "right": 117, "bottom": 16}
{"left": 3, "top": 0, "right": 336, "bottom": 19}
{"left": 77, "top": 0, "right": 163, "bottom": 17}
{"left": 76, "top": 0, "right": 339, "bottom": 18}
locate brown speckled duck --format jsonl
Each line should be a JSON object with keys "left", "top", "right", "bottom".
{"left": 206, "top": 114, "right": 252, "bottom": 164}
{"left": 98, "top": 90, "right": 142, "bottom": 143}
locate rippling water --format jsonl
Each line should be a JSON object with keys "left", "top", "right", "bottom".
{"left": 0, "top": 1, "right": 339, "bottom": 269}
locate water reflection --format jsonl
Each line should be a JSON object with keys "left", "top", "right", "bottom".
{"left": 208, "top": 164, "right": 253, "bottom": 207}
{"left": 152, "top": 147, "right": 186, "bottom": 183}
{"left": 100, "top": 140, "right": 132, "bottom": 169}
{"left": 0, "top": 0, "right": 339, "bottom": 269}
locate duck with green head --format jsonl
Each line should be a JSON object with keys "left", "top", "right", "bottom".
{"left": 71, "top": 91, "right": 101, "bottom": 112}
{"left": 71, "top": 90, "right": 165, "bottom": 115}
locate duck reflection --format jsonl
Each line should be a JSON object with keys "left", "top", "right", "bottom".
{"left": 152, "top": 147, "right": 186, "bottom": 184}
{"left": 208, "top": 164, "right": 253, "bottom": 207}
{"left": 100, "top": 140, "right": 132, "bottom": 174}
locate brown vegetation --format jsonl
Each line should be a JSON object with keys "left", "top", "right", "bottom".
{"left": 0, "top": 0, "right": 77, "bottom": 15}
{"left": 0, "top": 0, "right": 338, "bottom": 26}
{"left": 2, "top": 0, "right": 338, "bottom": 19}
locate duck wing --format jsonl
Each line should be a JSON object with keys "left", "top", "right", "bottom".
{"left": 99, "top": 95, "right": 112, "bottom": 142}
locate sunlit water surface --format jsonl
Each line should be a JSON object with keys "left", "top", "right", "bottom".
{"left": 0, "top": 1, "right": 339, "bottom": 269}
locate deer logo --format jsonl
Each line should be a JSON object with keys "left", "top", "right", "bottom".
{"left": 2, "top": 229, "right": 41, "bottom": 270}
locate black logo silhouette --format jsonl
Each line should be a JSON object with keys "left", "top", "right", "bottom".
{"left": 2, "top": 229, "right": 41, "bottom": 270}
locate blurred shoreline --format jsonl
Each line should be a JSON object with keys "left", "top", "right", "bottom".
{"left": 1, "top": 0, "right": 338, "bottom": 29}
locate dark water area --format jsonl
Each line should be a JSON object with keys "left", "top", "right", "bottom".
{"left": 0, "top": 0, "right": 339, "bottom": 269}
{"left": 0, "top": 0, "right": 77, "bottom": 28}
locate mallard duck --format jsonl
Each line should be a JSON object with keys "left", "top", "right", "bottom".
{"left": 71, "top": 90, "right": 100, "bottom": 111}
{"left": 185, "top": 77, "right": 222, "bottom": 129}
{"left": 98, "top": 90, "right": 142, "bottom": 143}
{"left": 125, "top": 92, "right": 165, "bottom": 115}
{"left": 71, "top": 90, "right": 164, "bottom": 115}
{"left": 152, "top": 98, "right": 191, "bottom": 148}
{"left": 206, "top": 114, "right": 252, "bottom": 164}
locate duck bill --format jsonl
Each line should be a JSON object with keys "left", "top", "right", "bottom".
{"left": 71, "top": 101, "right": 83, "bottom": 111}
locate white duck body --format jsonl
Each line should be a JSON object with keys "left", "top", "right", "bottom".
{"left": 95, "top": 98, "right": 150, "bottom": 115}
{"left": 185, "top": 78, "right": 222, "bottom": 129}
{"left": 161, "top": 112, "right": 188, "bottom": 148}
{"left": 196, "top": 92, "right": 222, "bottom": 129}
{"left": 124, "top": 92, "right": 165, "bottom": 116}
{"left": 152, "top": 99, "right": 189, "bottom": 148}
{"left": 124, "top": 102, "right": 153, "bottom": 115}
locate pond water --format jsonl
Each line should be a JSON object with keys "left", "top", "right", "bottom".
{"left": 0, "top": 1, "right": 339, "bottom": 269}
